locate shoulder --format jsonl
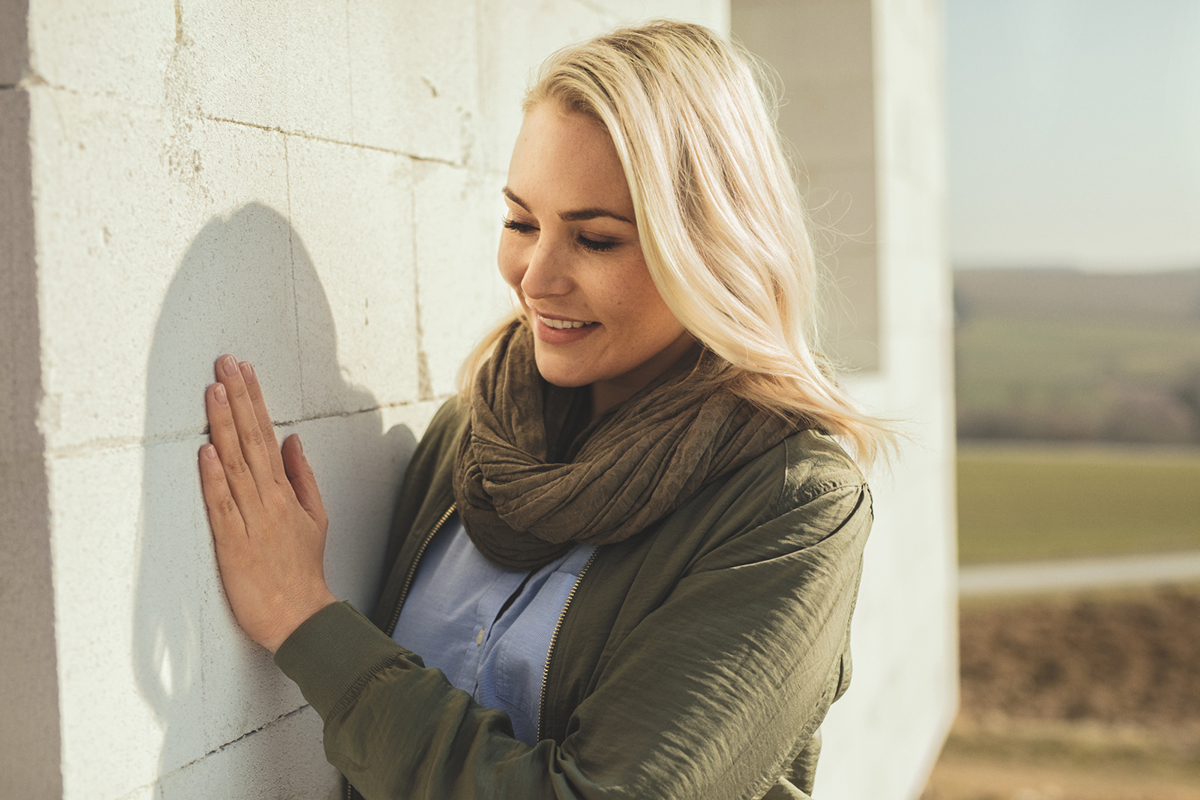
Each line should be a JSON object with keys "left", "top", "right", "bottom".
{"left": 407, "top": 397, "right": 470, "bottom": 481}
{"left": 769, "top": 429, "right": 872, "bottom": 547}
{"left": 424, "top": 396, "right": 470, "bottom": 451}
{"left": 381, "top": 397, "right": 468, "bottom": 572}
{"left": 778, "top": 429, "right": 868, "bottom": 507}
{"left": 719, "top": 428, "right": 868, "bottom": 524}
{"left": 650, "top": 428, "right": 870, "bottom": 568}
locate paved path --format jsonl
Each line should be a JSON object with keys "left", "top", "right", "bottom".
{"left": 959, "top": 550, "right": 1200, "bottom": 596}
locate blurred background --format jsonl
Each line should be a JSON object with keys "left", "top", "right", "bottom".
{"left": 923, "top": 1, "right": 1200, "bottom": 798}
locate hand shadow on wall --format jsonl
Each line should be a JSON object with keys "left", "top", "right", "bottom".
{"left": 133, "top": 202, "right": 415, "bottom": 798}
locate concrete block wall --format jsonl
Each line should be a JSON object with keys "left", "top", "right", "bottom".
{"left": 2, "top": 1, "right": 954, "bottom": 798}
{"left": 733, "top": 0, "right": 882, "bottom": 372}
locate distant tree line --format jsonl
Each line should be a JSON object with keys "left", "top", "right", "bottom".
{"left": 954, "top": 268, "right": 1200, "bottom": 445}
{"left": 957, "top": 369, "right": 1200, "bottom": 444}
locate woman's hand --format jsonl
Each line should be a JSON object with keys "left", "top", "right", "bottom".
{"left": 199, "top": 355, "right": 337, "bottom": 653}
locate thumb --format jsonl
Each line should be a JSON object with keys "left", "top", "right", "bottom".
{"left": 282, "top": 434, "right": 327, "bottom": 527}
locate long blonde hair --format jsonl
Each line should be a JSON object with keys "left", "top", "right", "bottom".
{"left": 462, "top": 20, "right": 893, "bottom": 466}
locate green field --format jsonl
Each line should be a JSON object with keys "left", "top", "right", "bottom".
{"left": 956, "top": 317, "right": 1200, "bottom": 410}
{"left": 957, "top": 444, "right": 1200, "bottom": 564}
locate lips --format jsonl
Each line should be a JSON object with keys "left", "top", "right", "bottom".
{"left": 537, "top": 313, "right": 598, "bottom": 330}
{"left": 530, "top": 311, "right": 600, "bottom": 344}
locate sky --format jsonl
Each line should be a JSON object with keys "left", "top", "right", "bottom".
{"left": 946, "top": 0, "right": 1200, "bottom": 271}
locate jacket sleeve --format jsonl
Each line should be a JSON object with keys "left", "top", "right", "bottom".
{"left": 274, "top": 479, "right": 871, "bottom": 800}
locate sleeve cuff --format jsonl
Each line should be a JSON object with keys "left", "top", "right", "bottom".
{"left": 273, "top": 600, "right": 410, "bottom": 719}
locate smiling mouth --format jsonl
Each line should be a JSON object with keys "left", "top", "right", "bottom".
{"left": 537, "top": 314, "right": 598, "bottom": 330}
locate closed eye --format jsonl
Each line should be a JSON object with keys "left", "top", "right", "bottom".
{"left": 505, "top": 216, "right": 618, "bottom": 253}
{"left": 502, "top": 218, "right": 537, "bottom": 234}
{"left": 577, "top": 235, "right": 617, "bottom": 253}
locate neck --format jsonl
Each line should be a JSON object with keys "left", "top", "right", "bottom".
{"left": 587, "top": 333, "right": 699, "bottom": 422}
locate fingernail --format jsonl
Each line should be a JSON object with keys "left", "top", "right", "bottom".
{"left": 295, "top": 436, "right": 303, "bottom": 454}
{"left": 215, "top": 384, "right": 228, "bottom": 405}
{"left": 202, "top": 444, "right": 218, "bottom": 460}
{"left": 240, "top": 361, "right": 255, "bottom": 383}
{"left": 220, "top": 355, "right": 238, "bottom": 377}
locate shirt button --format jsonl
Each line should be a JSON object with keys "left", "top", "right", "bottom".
{"left": 476, "top": 629, "right": 484, "bottom": 645}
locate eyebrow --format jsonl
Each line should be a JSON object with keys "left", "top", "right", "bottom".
{"left": 502, "top": 187, "right": 633, "bottom": 225}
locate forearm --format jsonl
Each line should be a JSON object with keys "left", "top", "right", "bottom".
{"left": 275, "top": 602, "right": 569, "bottom": 800}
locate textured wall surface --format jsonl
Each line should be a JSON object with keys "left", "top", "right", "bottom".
{"left": 734, "top": 0, "right": 882, "bottom": 372}
{"left": 3, "top": 0, "right": 952, "bottom": 798}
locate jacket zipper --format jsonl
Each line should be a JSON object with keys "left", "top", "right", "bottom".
{"left": 387, "top": 503, "right": 457, "bottom": 637}
{"left": 536, "top": 547, "right": 600, "bottom": 742}
{"left": 346, "top": 503, "right": 457, "bottom": 800}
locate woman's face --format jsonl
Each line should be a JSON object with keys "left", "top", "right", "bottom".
{"left": 499, "top": 103, "right": 693, "bottom": 415}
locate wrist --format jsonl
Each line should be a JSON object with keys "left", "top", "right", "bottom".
{"left": 265, "top": 587, "right": 338, "bottom": 654}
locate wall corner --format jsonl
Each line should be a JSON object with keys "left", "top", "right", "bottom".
{"left": 0, "top": 80, "right": 64, "bottom": 799}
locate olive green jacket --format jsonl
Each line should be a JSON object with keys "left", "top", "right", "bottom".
{"left": 275, "top": 399, "right": 872, "bottom": 800}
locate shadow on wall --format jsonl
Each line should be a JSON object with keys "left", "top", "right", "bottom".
{"left": 132, "top": 203, "right": 413, "bottom": 797}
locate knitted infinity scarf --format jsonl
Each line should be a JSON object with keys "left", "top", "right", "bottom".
{"left": 452, "top": 320, "right": 804, "bottom": 570}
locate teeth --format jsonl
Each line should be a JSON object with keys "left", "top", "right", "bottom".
{"left": 539, "top": 315, "right": 594, "bottom": 330}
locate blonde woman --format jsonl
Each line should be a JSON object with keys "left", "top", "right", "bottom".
{"left": 199, "top": 20, "right": 889, "bottom": 800}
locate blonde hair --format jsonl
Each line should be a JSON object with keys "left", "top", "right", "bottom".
{"left": 462, "top": 20, "right": 893, "bottom": 466}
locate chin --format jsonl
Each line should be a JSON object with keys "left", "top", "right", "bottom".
{"left": 533, "top": 355, "right": 593, "bottom": 388}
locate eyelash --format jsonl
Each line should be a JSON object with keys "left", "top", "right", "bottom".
{"left": 501, "top": 218, "right": 617, "bottom": 253}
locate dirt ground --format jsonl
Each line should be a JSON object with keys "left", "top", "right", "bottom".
{"left": 921, "top": 584, "right": 1200, "bottom": 800}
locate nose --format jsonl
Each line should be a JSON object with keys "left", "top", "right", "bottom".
{"left": 519, "top": 233, "right": 573, "bottom": 300}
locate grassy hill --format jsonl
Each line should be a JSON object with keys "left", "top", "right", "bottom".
{"left": 954, "top": 267, "right": 1200, "bottom": 443}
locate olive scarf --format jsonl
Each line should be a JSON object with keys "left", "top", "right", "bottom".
{"left": 452, "top": 320, "right": 804, "bottom": 569}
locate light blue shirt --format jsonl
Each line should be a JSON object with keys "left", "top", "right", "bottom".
{"left": 391, "top": 514, "right": 595, "bottom": 745}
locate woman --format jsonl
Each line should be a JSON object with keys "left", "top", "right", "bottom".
{"left": 199, "top": 20, "right": 889, "bottom": 800}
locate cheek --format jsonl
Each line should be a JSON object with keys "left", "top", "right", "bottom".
{"left": 621, "top": 267, "right": 676, "bottom": 328}
{"left": 630, "top": 284, "right": 685, "bottom": 342}
{"left": 645, "top": 297, "right": 685, "bottom": 340}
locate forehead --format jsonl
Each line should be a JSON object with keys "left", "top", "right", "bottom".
{"left": 506, "top": 104, "right": 633, "bottom": 216}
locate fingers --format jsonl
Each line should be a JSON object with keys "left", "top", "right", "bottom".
{"left": 214, "top": 354, "right": 276, "bottom": 488}
{"left": 199, "top": 443, "right": 248, "bottom": 541}
{"left": 239, "top": 360, "right": 288, "bottom": 486}
{"left": 282, "top": 434, "right": 328, "bottom": 530}
{"left": 206, "top": 381, "right": 264, "bottom": 515}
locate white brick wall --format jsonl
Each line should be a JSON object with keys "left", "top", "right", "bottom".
{"left": 2, "top": 1, "right": 952, "bottom": 798}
